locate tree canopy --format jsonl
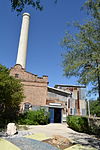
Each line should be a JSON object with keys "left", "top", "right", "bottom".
{"left": 0, "top": 64, "right": 24, "bottom": 127}
{"left": 10, "top": 0, "right": 43, "bottom": 12}
{"left": 10, "top": 0, "right": 58, "bottom": 13}
{"left": 89, "top": 100, "right": 100, "bottom": 116}
{"left": 62, "top": 0, "right": 100, "bottom": 99}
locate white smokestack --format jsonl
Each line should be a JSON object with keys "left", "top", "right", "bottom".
{"left": 16, "top": 13, "right": 30, "bottom": 69}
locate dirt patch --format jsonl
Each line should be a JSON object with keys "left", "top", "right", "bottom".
{"left": 42, "top": 135, "right": 73, "bottom": 150}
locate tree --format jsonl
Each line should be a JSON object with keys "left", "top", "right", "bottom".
{"left": 10, "top": 0, "right": 57, "bottom": 13}
{"left": 89, "top": 100, "right": 100, "bottom": 116}
{"left": 10, "top": 0, "right": 43, "bottom": 13}
{"left": 10, "top": 0, "right": 58, "bottom": 13}
{"left": 0, "top": 64, "right": 24, "bottom": 127}
{"left": 62, "top": 0, "right": 100, "bottom": 100}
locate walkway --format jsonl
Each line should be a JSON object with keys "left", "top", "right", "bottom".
{"left": 19, "top": 123, "right": 100, "bottom": 149}
{"left": 0, "top": 123, "right": 100, "bottom": 150}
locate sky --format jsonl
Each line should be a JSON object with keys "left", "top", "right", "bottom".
{"left": 0, "top": 0, "right": 88, "bottom": 88}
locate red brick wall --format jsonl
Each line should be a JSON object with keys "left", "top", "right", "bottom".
{"left": 10, "top": 65, "right": 48, "bottom": 106}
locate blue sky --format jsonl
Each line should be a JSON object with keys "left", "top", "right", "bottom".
{"left": 0, "top": 0, "right": 87, "bottom": 88}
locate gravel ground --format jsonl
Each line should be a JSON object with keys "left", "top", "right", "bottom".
{"left": 7, "top": 137, "right": 59, "bottom": 150}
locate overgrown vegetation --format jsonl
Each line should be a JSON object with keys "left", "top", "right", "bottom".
{"left": 18, "top": 109, "right": 49, "bottom": 125}
{"left": 62, "top": 0, "right": 100, "bottom": 99}
{"left": 0, "top": 64, "right": 24, "bottom": 128}
{"left": 89, "top": 100, "right": 100, "bottom": 117}
{"left": 67, "top": 115, "right": 100, "bottom": 136}
{"left": 67, "top": 116, "right": 89, "bottom": 133}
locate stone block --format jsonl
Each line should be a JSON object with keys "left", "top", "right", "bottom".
{"left": 6, "top": 123, "right": 17, "bottom": 136}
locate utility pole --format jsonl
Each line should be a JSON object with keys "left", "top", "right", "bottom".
{"left": 88, "top": 100, "right": 90, "bottom": 117}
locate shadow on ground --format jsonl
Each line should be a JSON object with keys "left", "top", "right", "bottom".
{"left": 68, "top": 132, "right": 100, "bottom": 149}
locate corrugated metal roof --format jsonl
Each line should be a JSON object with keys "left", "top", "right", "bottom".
{"left": 54, "top": 84, "right": 86, "bottom": 88}
{"left": 48, "top": 86, "right": 71, "bottom": 95}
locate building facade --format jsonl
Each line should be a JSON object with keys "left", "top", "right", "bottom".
{"left": 54, "top": 85, "right": 87, "bottom": 116}
{"left": 10, "top": 64, "right": 48, "bottom": 111}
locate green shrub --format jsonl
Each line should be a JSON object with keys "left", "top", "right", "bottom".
{"left": 67, "top": 116, "right": 100, "bottom": 136}
{"left": 89, "top": 100, "right": 100, "bottom": 117}
{"left": 67, "top": 116, "right": 89, "bottom": 133}
{"left": 18, "top": 109, "right": 49, "bottom": 125}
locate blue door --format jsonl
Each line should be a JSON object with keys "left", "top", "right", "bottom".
{"left": 49, "top": 108, "right": 54, "bottom": 123}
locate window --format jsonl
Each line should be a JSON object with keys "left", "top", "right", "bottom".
{"left": 74, "top": 108, "right": 77, "bottom": 115}
{"left": 24, "top": 103, "right": 32, "bottom": 111}
{"left": 82, "top": 109, "right": 86, "bottom": 116}
{"left": 70, "top": 108, "right": 72, "bottom": 115}
{"left": 68, "top": 99, "right": 70, "bottom": 108}
{"left": 15, "top": 74, "right": 19, "bottom": 78}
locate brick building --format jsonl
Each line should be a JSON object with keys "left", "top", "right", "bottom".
{"left": 10, "top": 64, "right": 48, "bottom": 111}
{"left": 10, "top": 65, "right": 87, "bottom": 122}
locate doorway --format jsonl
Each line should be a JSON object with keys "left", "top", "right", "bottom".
{"left": 49, "top": 108, "right": 62, "bottom": 123}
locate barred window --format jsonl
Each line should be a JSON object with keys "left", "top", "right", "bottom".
{"left": 24, "top": 103, "right": 32, "bottom": 111}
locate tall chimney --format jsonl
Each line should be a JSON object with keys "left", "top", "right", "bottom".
{"left": 16, "top": 13, "right": 30, "bottom": 69}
